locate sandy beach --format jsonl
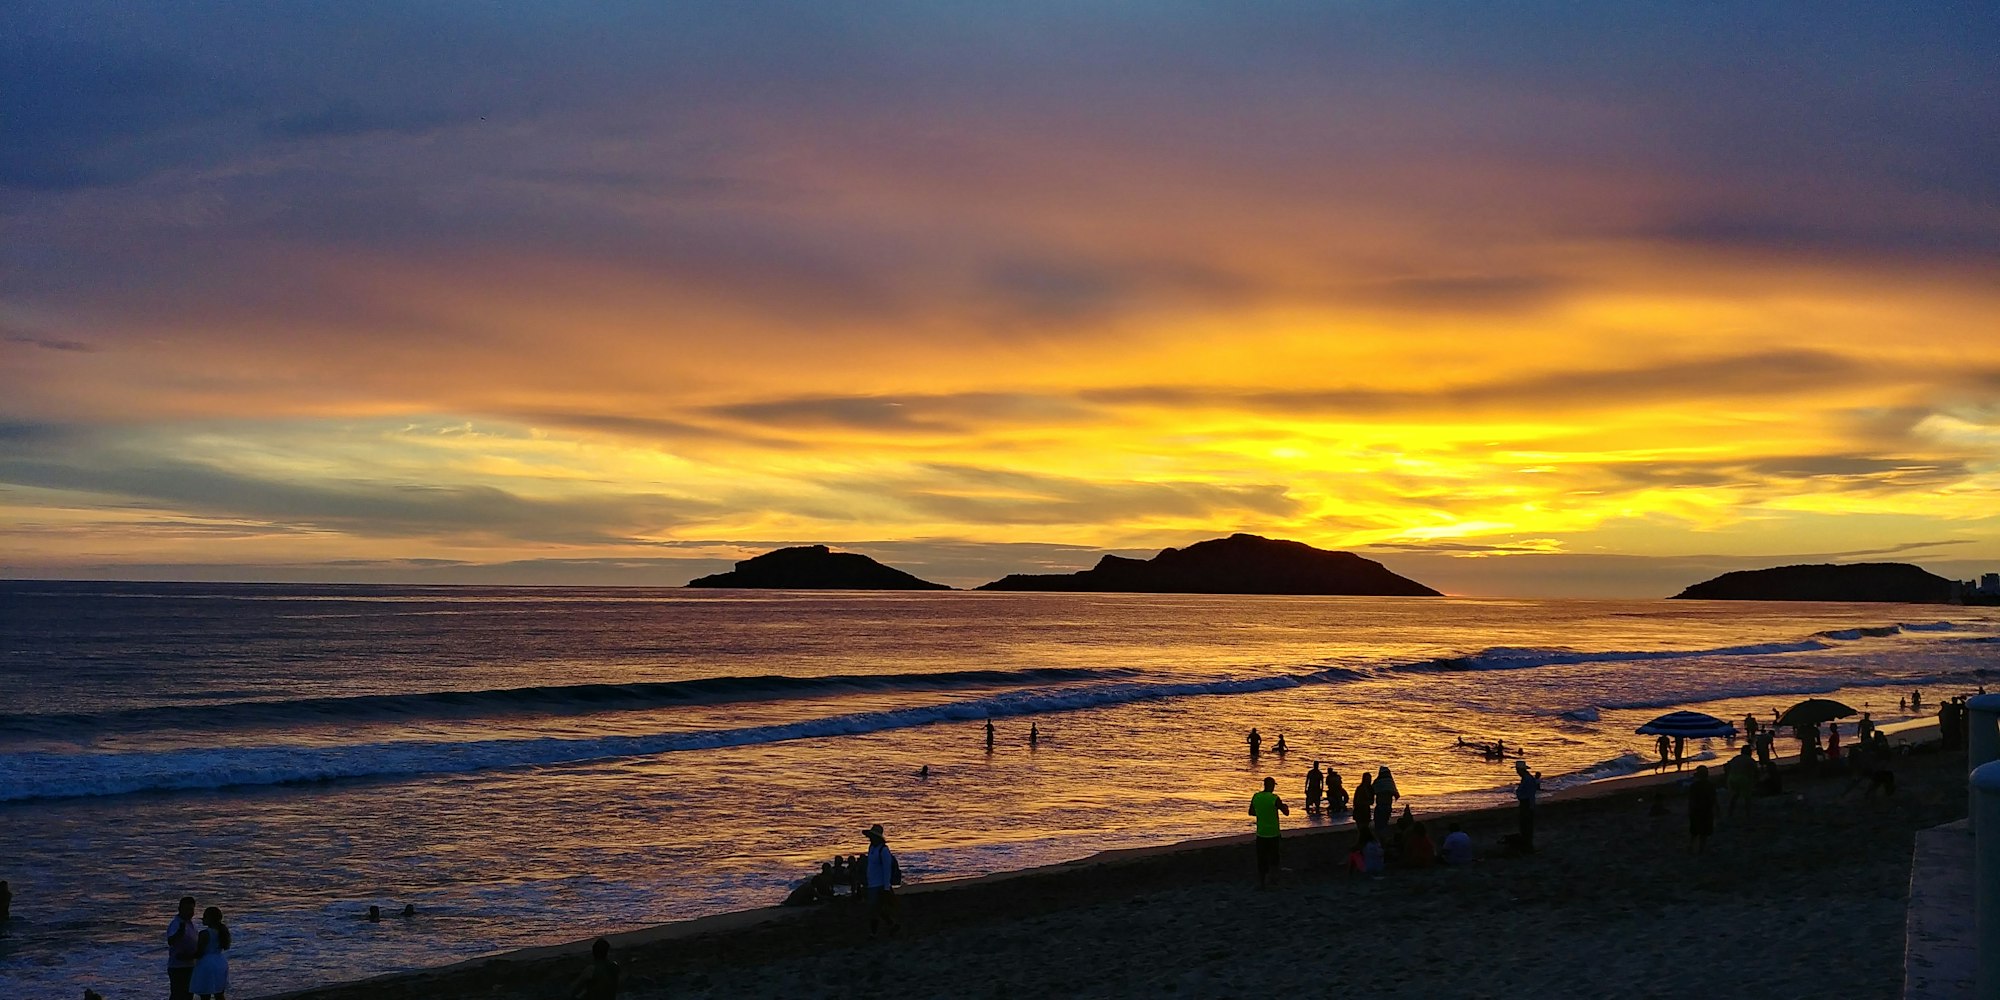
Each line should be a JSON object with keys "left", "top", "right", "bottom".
{"left": 272, "top": 733, "right": 1968, "bottom": 1000}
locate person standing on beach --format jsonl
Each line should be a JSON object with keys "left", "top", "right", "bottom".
{"left": 1353, "top": 771, "right": 1375, "bottom": 831}
{"left": 1029, "top": 722, "right": 1039, "bottom": 747}
{"left": 1655, "top": 734, "right": 1672, "bottom": 772}
{"left": 1672, "top": 735, "right": 1686, "bottom": 770}
{"left": 1514, "top": 759, "right": 1540, "bottom": 852}
{"left": 166, "top": 895, "right": 200, "bottom": 1000}
{"left": 1304, "top": 762, "right": 1324, "bottom": 814}
{"left": 985, "top": 719, "right": 995, "bottom": 750}
{"left": 1372, "top": 767, "right": 1399, "bottom": 832}
{"left": 1687, "top": 765, "right": 1717, "bottom": 854}
{"left": 1247, "top": 776, "right": 1290, "bottom": 888}
{"left": 863, "top": 823, "right": 901, "bottom": 936}
{"left": 568, "top": 937, "right": 620, "bottom": 999}
{"left": 1326, "top": 768, "right": 1348, "bottom": 814}
{"left": 189, "top": 905, "right": 229, "bottom": 1000}
{"left": 1858, "top": 712, "right": 1875, "bottom": 742}
{"left": 1724, "top": 746, "right": 1755, "bottom": 819}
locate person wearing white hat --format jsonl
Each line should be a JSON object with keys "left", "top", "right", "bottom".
{"left": 863, "top": 823, "right": 900, "bottom": 936}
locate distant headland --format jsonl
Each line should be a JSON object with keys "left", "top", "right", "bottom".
{"left": 975, "top": 533, "right": 1442, "bottom": 596}
{"left": 1670, "top": 562, "right": 1956, "bottom": 603}
{"left": 685, "top": 545, "right": 950, "bottom": 590}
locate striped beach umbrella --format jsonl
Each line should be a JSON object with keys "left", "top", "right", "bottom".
{"left": 1634, "top": 711, "right": 1737, "bottom": 738}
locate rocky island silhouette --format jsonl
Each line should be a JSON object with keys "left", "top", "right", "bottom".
{"left": 1670, "top": 562, "right": 1956, "bottom": 603}
{"left": 975, "top": 533, "right": 1442, "bottom": 596}
{"left": 686, "top": 545, "right": 951, "bottom": 590}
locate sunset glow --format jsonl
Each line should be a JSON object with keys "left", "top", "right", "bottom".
{"left": 5, "top": 4, "right": 1997, "bottom": 594}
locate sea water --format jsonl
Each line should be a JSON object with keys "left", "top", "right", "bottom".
{"left": 1, "top": 582, "right": 1993, "bottom": 995}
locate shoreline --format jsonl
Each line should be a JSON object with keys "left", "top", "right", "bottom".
{"left": 270, "top": 721, "right": 1953, "bottom": 999}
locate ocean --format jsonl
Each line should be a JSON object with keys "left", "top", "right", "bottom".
{"left": 1, "top": 581, "right": 1994, "bottom": 996}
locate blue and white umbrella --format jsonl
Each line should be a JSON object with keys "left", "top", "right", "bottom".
{"left": 1634, "top": 711, "right": 1737, "bottom": 738}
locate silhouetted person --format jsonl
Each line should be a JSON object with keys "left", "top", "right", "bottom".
{"left": 782, "top": 880, "right": 814, "bottom": 907}
{"left": 1372, "top": 766, "right": 1399, "bottom": 832}
{"left": 367, "top": 904, "right": 381, "bottom": 923}
{"left": 1354, "top": 772, "right": 1376, "bottom": 831}
{"left": 0, "top": 879, "right": 10, "bottom": 923}
{"left": 1673, "top": 735, "right": 1686, "bottom": 771}
{"left": 1356, "top": 829, "right": 1384, "bottom": 875}
{"left": 1514, "top": 759, "right": 1541, "bottom": 851}
{"left": 1743, "top": 713, "right": 1758, "bottom": 739}
{"left": 1407, "top": 821, "right": 1436, "bottom": 868}
{"left": 1688, "top": 765, "right": 1717, "bottom": 854}
{"left": 1246, "top": 728, "right": 1262, "bottom": 758}
{"left": 1394, "top": 804, "right": 1416, "bottom": 859}
{"left": 918, "top": 764, "right": 929, "bottom": 779}
{"left": 166, "top": 895, "right": 199, "bottom": 1000}
{"left": 1247, "top": 776, "right": 1290, "bottom": 888}
{"left": 985, "top": 719, "right": 995, "bottom": 750}
{"left": 863, "top": 823, "right": 900, "bottom": 935}
{"left": 190, "top": 905, "right": 229, "bottom": 1000}
{"left": 1326, "top": 768, "right": 1348, "bottom": 814}
{"left": 1029, "top": 723, "right": 1039, "bottom": 747}
{"left": 400, "top": 903, "right": 415, "bottom": 918}
{"left": 1656, "top": 734, "right": 1671, "bottom": 772}
{"left": 1273, "top": 733, "right": 1288, "bottom": 756}
{"left": 1758, "top": 760, "right": 1784, "bottom": 796}
{"left": 1304, "top": 762, "right": 1324, "bottom": 814}
{"left": 1857, "top": 712, "right": 1875, "bottom": 742}
{"left": 568, "top": 937, "right": 620, "bottom": 1000}
{"left": 1724, "top": 745, "right": 1755, "bottom": 818}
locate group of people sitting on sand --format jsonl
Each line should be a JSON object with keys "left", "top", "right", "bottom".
{"left": 1347, "top": 805, "right": 1475, "bottom": 877}
{"left": 782, "top": 851, "right": 872, "bottom": 906}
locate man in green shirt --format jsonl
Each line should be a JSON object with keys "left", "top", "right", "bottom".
{"left": 1248, "top": 776, "right": 1291, "bottom": 888}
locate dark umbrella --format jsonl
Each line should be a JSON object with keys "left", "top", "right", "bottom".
{"left": 1634, "top": 711, "right": 1737, "bottom": 738}
{"left": 1776, "top": 698, "right": 1856, "bottom": 728}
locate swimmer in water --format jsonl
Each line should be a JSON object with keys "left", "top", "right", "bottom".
{"left": 918, "top": 764, "right": 929, "bottom": 779}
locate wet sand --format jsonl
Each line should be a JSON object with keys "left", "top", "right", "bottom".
{"left": 273, "top": 730, "right": 1967, "bottom": 1000}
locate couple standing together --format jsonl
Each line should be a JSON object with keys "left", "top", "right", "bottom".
{"left": 166, "top": 895, "right": 230, "bottom": 1000}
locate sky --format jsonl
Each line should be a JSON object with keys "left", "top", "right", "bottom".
{"left": 4, "top": 2, "right": 1999, "bottom": 596}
